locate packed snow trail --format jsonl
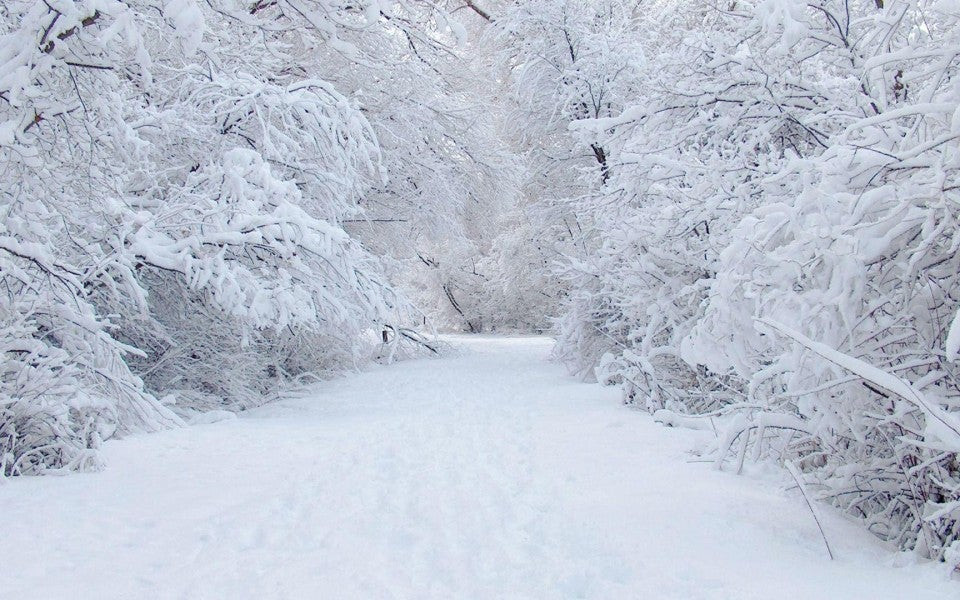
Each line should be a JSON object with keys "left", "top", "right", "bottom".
{"left": 1, "top": 336, "right": 955, "bottom": 599}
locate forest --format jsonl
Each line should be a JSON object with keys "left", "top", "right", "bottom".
{"left": 3, "top": 0, "right": 960, "bottom": 584}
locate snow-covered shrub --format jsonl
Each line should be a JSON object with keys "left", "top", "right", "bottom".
{"left": 547, "top": 0, "right": 960, "bottom": 561}
{"left": 0, "top": 233, "right": 180, "bottom": 474}
{"left": 1, "top": 0, "right": 184, "bottom": 474}
{"left": 0, "top": 0, "right": 441, "bottom": 474}
{"left": 686, "top": 0, "right": 960, "bottom": 560}
{"left": 113, "top": 147, "right": 401, "bottom": 411}
{"left": 554, "top": 0, "right": 843, "bottom": 400}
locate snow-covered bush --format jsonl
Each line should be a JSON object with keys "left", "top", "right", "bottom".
{"left": 546, "top": 0, "right": 960, "bottom": 561}
{"left": 555, "top": 0, "right": 841, "bottom": 396}
{"left": 0, "top": 0, "right": 446, "bottom": 474}
{"left": 114, "top": 147, "right": 401, "bottom": 410}
{"left": 1, "top": 0, "right": 186, "bottom": 475}
{"left": 685, "top": 0, "right": 960, "bottom": 561}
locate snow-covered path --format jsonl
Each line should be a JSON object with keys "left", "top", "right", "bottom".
{"left": 1, "top": 336, "right": 955, "bottom": 599}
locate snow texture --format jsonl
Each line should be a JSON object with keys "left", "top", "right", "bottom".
{"left": 0, "top": 337, "right": 954, "bottom": 599}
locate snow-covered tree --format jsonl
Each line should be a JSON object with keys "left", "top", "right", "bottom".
{"left": 456, "top": 0, "right": 651, "bottom": 335}
{"left": 685, "top": 0, "right": 960, "bottom": 562}
{"left": 547, "top": 0, "right": 960, "bottom": 562}
{"left": 0, "top": 0, "right": 455, "bottom": 474}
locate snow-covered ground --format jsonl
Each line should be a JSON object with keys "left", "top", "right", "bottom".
{"left": 1, "top": 336, "right": 955, "bottom": 599}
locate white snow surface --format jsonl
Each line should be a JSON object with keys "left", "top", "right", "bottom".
{"left": 1, "top": 336, "right": 955, "bottom": 599}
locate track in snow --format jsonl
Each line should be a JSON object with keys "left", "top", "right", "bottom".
{"left": 0, "top": 336, "right": 955, "bottom": 599}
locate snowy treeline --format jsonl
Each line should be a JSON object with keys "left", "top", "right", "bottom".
{"left": 491, "top": 0, "right": 960, "bottom": 565}
{"left": 0, "top": 0, "right": 505, "bottom": 475}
